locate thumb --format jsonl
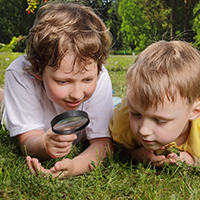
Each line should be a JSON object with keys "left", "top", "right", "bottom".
{"left": 50, "top": 158, "right": 72, "bottom": 172}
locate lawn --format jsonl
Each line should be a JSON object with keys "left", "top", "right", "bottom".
{"left": 1, "top": 52, "right": 200, "bottom": 199}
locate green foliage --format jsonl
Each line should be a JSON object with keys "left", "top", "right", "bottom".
{"left": 26, "top": 0, "right": 47, "bottom": 14}
{"left": 0, "top": 36, "right": 26, "bottom": 53}
{"left": 0, "top": 0, "right": 35, "bottom": 44}
{"left": 106, "top": 0, "right": 123, "bottom": 50}
{"left": 7, "top": 36, "right": 26, "bottom": 53}
{"left": 118, "top": 0, "right": 145, "bottom": 50}
{"left": 0, "top": 44, "right": 12, "bottom": 53}
{"left": 110, "top": 49, "right": 135, "bottom": 55}
{"left": 193, "top": 2, "right": 200, "bottom": 47}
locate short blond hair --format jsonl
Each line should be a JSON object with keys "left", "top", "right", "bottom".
{"left": 25, "top": 2, "right": 112, "bottom": 76}
{"left": 127, "top": 40, "right": 200, "bottom": 110}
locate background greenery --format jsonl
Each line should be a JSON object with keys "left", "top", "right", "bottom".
{"left": 1, "top": 0, "right": 200, "bottom": 52}
{"left": 1, "top": 52, "right": 200, "bottom": 199}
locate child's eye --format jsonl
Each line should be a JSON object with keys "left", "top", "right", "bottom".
{"left": 84, "top": 78, "right": 93, "bottom": 83}
{"left": 57, "top": 81, "right": 68, "bottom": 85}
{"left": 131, "top": 112, "right": 142, "bottom": 118}
{"left": 155, "top": 119, "right": 167, "bottom": 125}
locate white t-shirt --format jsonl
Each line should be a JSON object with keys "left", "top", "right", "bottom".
{"left": 4, "top": 56, "right": 113, "bottom": 142}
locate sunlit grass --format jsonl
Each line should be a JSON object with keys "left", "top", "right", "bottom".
{"left": 106, "top": 55, "right": 137, "bottom": 98}
{"left": 0, "top": 52, "right": 24, "bottom": 88}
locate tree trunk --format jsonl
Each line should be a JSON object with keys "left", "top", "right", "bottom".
{"left": 171, "top": 0, "right": 176, "bottom": 40}
{"left": 184, "top": 0, "right": 190, "bottom": 41}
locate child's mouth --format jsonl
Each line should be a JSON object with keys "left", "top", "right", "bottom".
{"left": 65, "top": 100, "right": 82, "bottom": 108}
{"left": 141, "top": 139, "right": 154, "bottom": 144}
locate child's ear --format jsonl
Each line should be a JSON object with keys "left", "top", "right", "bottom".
{"left": 189, "top": 100, "right": 200, "bottom": 121}
{"left": 35, "top": 74, "right": 42, "bottom": 81}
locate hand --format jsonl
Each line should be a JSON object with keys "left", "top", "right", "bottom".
{"left": 156, "top": 151, "right": 195, "bottom": 167}
{"left": 26, "top": 156, "right": 74, "bottom": 179}
{"left": 144, "top": 148, "right": 167, "bottom": 167}
{"left": 136, "top": 147, "right": 179, "bottom": 168}
{"left": 179, "top": 151, "right": 195, "bottom": 165}
{"left": 44, "top": 129, "right": 77, "bottom": 158}
{"left": 154, "top": 152, "right": 179, "bottom": 167}
{"left": 49, "top": 159, "right": 74, "bottom": 178}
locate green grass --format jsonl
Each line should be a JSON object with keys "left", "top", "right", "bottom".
{"left": 1, "top": 52, "right": 200, "bottom": 199}
{"left": 0, "top": 52, "right": 24, "bottom": 88}
{"left": 106, "top": 55, "right": 136, "bottom": 98}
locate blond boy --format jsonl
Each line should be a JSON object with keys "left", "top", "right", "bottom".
{"left": 110, "top": 40, "right": 200, "bottom": 167}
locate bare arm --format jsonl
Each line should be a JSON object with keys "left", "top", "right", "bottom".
{"left": 18, "top": 128, "right": 77, "bottom": 161}
{"left": 26, "top": 137, "right": 114, "bottom": 178}
{"left": 69, "top": 137, "right": 113, "bottom": 175}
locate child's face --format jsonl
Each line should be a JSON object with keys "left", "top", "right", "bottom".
{"left": 127, "top": 93, "right": 194, "bottom": 151}
{"left": 41, "top": 53, "right": 98, "bottom": 111}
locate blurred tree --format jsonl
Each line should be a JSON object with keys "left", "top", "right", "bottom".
{"left": 193, "top": 2, "right": 200, "bottom": 47}
{"left": 118, "top": 0, "right": 198, "bottom": 51}
{"left": 0, "top": 0, "right": 35, "bottom": 44}
{"left": 118, "top": 0, "right": 151, "bottom": 51}
{"left": 106, "top": 0, "right": 123, "bottom": 50}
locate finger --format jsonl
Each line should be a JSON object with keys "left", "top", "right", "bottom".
{"left": 26, "top": 156, "right": 37, "bottom": 175}
{"left": 150, "top": 155, "right": 166, "bottom": 163}
{"left": 56, "top": 158, "right": 73, "bottom": 170}
{"left": 46, "top": 145, "right": 72, "bottom": 158}
{"left": 30, "top": 158, "right": 43, "bottom": 175}
{"left": 155, "top": 157, "right": 178, "bottom": 168}
{"left": 166, "top": 153, "right": 179, "bottom": 161}
{"left": 50, "top": 140, "right": 73, "bottom": 149}
{"left": 30, "top": 158, "right": 51, "bottom": 176}
{"left": 51, "top": 134, "right": 77, "bottom": 143}
{"left": 50, "top": 159, "right": 73, "bottom": 178}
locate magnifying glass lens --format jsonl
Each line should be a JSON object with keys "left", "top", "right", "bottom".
{"left": 53, "top": 116, "right": 88, "bottom": 131}
{"left": 51, "top": 110, "right": 90, "bottom": 135}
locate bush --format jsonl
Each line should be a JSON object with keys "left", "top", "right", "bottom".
{"left": 110, "top": 49, "right": 140, "bottom": 55}
{"left": 110, "top": 50, "right": 134, "bottom": 55}
{"left": 6, "top": 36, "right": 26, "bottom": 52}
{"left": 0, "top": 43, "right": 12, "bottom": 52}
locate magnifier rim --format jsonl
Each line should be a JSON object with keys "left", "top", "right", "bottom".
{"left": 51, "top": 110, "right": 90, "bottom": 135}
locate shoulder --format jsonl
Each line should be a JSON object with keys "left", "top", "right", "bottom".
{"left": 6, "top": 55, "right": 28, "bottom": 73}
{"left": 86, "top": 65, "right": 112, "bottom": 103}
{"left": 110, "top": 96, "right": 129, "bottom": 133}
{"left": 97, "top": 65, "right": 111, "bottom": 83}
{"left": 114, "top": 96, "right": 129, "bottom": 117}
{"left": 109, "top": 96, "right": 141, "bottom": 149}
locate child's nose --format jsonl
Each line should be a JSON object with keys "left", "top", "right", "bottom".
{"left": 138, "top": 120, "right": 152, "bottom": 136}
{"left": 69, "top": 84, "right": 83, "bottom": 100}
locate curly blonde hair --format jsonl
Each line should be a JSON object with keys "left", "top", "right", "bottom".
{"left": 25, "top": 2, "right": 112, "bottom": 76}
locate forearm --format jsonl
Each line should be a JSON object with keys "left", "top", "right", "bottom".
{"left": 18, "top": 132, "right": 51, "bottom": 161}
{"left": 70, "top": 138, "right": 113, "bottom": 176}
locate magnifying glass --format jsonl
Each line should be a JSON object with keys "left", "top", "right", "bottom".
{"left": 51, "top": 110, "right": 90, "bottom": 135}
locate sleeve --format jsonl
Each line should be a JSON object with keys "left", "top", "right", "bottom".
{"left": 84, "top": 66, "right": 114, "bottom": 140}
{"left": 4, "top": 69, "right": 45, "bottom": 137}
{"left": 109, "top": 96, "right": 141, "bottom": 150}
